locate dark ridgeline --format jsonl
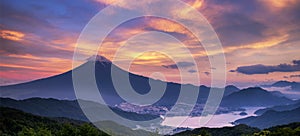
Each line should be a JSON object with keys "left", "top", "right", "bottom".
{"left": 0, "top": 55, "right": 292, "bottom": 108}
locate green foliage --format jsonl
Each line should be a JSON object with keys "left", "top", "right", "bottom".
{"left": 2, "top": 106, "right": 300, "bottom": 136}
{"left": 78, "top": 123, "right": 106, "bottom": 136}
{"left": 18, "top": 127, "right": 52, "bottom": 136}
{"left": 197, "top": 130, "right": 211, "bottom": 136}
{"left": 253, "top": 130, "right": 271, "bottom": 136}
{"left": 174, "top": 123, "right": 300, "bottom": 136}
{"left": 0, "top": 107, "right": 108, "bottom": 136}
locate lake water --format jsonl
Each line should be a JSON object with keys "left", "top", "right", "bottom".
{"left": 161, "top": 107, "right": 263, "bottom": 128}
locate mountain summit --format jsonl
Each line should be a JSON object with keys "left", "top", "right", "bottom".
{"left": 87, "top": 55, "right": 112, "bottom": 63}
{"left": 0, "top": 55, "right": 292, "bottom": 108}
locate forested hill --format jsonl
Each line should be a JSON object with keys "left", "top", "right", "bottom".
{"left": 0, "top": 107, "right": 154, "bottom": 136}
{"left": 0, "top": 107, "right": 108, "bottom": 136}
{"left": 172, "top": 123, "right": 300, "bottom": 136}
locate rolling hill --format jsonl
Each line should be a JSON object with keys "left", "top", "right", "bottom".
{"left": 221, "top": 87, "right": 293, "bottom": 108}
{"left": 0, "top": 107, "right": 155, "bottom": 136}
{"left": 235, "top": 107, "right": 300, "bottom": 129}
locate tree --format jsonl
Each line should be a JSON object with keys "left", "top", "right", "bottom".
{"left": 18, "top": 127, "right": 36, "bottom": 136}
{"left": 253, "top": 130, "right": 270, "bottom": 136}
{"left": 57, "top": 123, "right": 79, "bottom": 136}
{"left": 78, "top": 123, "right": 105, "bottom": 136}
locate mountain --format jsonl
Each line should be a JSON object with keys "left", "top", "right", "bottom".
{"left": 0, "top": 97, "right": 159, "bottom": 128}
{"left": 0, "top": 97, "right": 88, "bottom": 121}
{"left": 173, "top": 124, "right": 260, "bottom": 136}
{"left": 234, "top": 107, "right": 300, "bottom": 129}
{"left": 263, "top": 81, "right": 300, "bottom": 92}
{"left": 0, "top": 56, "right": 179, "bottom": 106}
{"left": 0, "top": 55, "right": 293, "bottom": 117}
{"left": 0, "top": 55, "right": 240, "bottom": 107}
{"left": 0, "top": 107, "right": 107, "bottom": 136}
{"left": 0, "top": 107, "right": 154, "bottom": 136}
{"left": 221, "top": 87, "right": 293, "bottom": 108}
{"left": 172, "top": 122, "right": 300, "bottom": 136}
{"left": 223, "top": 85, "right": 240, "bottom": 96}
{"left": 272, "top": 81, "right": 300, "bottom": 89}
{"left": 254, "top": 100, "right": 300, "bottom": 115}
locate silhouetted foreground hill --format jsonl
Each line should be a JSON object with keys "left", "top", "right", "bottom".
{"left": 0, "top": 107, "right": 155, "bottom": 136}
{"left": 172, "top": 124, "right": 259, "bottom": 136}
{"left": 1, "top": 107, "right": 300, "bottom": 136}
{"left": 0, "top": 107, "right": 108, "bottom": 136}
{"left": 0, "top": 97, "right": 160, "bottom": 128}
{"left": 172, "top": 122, "right": 300, "bottom": 136}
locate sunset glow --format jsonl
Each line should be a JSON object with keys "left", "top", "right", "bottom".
{"left": 0, "top": 0, "right": 300, "bottom": 87}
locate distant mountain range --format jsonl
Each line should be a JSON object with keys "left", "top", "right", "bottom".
{"left": 260, "top": 81, "right": 300, "bottom": 99}
{"left": 235, "top": 107, "right": 300, "bottom": 129}
{"left": 254, "top": 100, "right": 300, "bottom": 115}
{"left": 1, "top": 55, "right": 299, "bottom": 134}
{"left": 0, "top": 56, "right": 238, "bottom": 106}
{"left": 221, "top": 87, "right": 293, "bottom": 108}
{"left": 232, "top": 99, "right": 300, "bottom": 129}
{"left": 0, "top": 56, "right": 294, "bottom": 109}
{"left": 271, "top": 81, "right": 300, "bottom": 91}
{"left": 261, "top": 81, "right": 300, "bottom": 92}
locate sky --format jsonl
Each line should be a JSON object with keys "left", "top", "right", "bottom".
{"left": 0, "top": 0, "right": 300, "bottom": 87}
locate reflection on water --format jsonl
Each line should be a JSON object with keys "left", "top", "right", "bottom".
{"left": 161, "top": 107, "right": 263, "bottom": 128}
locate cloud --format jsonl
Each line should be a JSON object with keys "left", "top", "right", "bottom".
{"left": 0, "top": 30, "right": 25, "bottom": 41}
{"left": 260, "top": 0, "right": 298, "bottom": 9}
{"left": 188, "top": 69, "right": 197, "bottom": 73}
{"left": 1, "top": 0, "right": 300, "bottom": 87}
{"left": 290, "top": 74, "right": 300, "bottom": 78}
{"left": 162, "top": 61, "right": 195, "bottom": 69}
{"left": 283, "top": 76, "right": 289, "bottom": 78}
{"left": 203, "top": 71, "right": 210, "bottom": 76}
{"left": 232, "top": 60, "right": 300, "bottom": 75}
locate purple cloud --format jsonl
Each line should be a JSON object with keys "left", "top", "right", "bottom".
{"left": 290, "top": 75, "right": 300, "bottom": 78}
{"left": 231, "top": 60, "right": 300, "bottom": 75}
{"left": 162, "top": 61, "right": 195, "bottom": 69}
{"left": 188, "top": 69, "right": 197, "bottom": 73}
{"left": 203, "top": 72, "right": 210, "bottom": 76}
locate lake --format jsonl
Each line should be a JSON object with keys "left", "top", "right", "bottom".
{"left": 161, "top": 107, "right": 263, "bottom": 128}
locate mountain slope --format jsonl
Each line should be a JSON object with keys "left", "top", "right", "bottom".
{"left": 1, "top": 56, "right": 292, "bottom": 111}
{"left": 173, "top": 124, "right": 259, "bottom": 136}
{"left": 173, "top": 122, "right": 300, "bottom": 136}
{"left": 221, "top": 87, "right": 293, "bottom": 107}
{"left": 254, "top": 100, "right": 300, "bottom": 115}
{"left": 0, "top": 107, "right": 108, "bottom": 136}
{"left": 0, "top": 98, "right": 159, "bottom": 124}
{"left": 0, "top": 56, "right": 240, "bottom": 107}
{"left": 262, "top": 81, "right": 300, "bottom": 92}
{"left": 223, "top": 85, "right": 240, "bottom": 96}
{"left": 0, "top": 107, "right": 154, "bottom": 136}
{"left": 235, "top": 107, "right": 300, "bottom": 129}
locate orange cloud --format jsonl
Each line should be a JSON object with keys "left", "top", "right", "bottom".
{"left": 184, "top": 0, "right": 204, "bottom": 9}
{"left": 0, "top": 30, "right": 25, "bottom": 41}
{"left": 205, "top": 34, "right": 289, "bottom": 57}
{"left": 147, "top": 19, "right": 189, "bottom": 34}
{"left": 260, "top": 0, "right": 297, "bottom": 8}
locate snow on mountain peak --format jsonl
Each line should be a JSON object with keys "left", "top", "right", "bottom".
{"left": 87, "top": 55, "right": 111, "bottom": 63}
